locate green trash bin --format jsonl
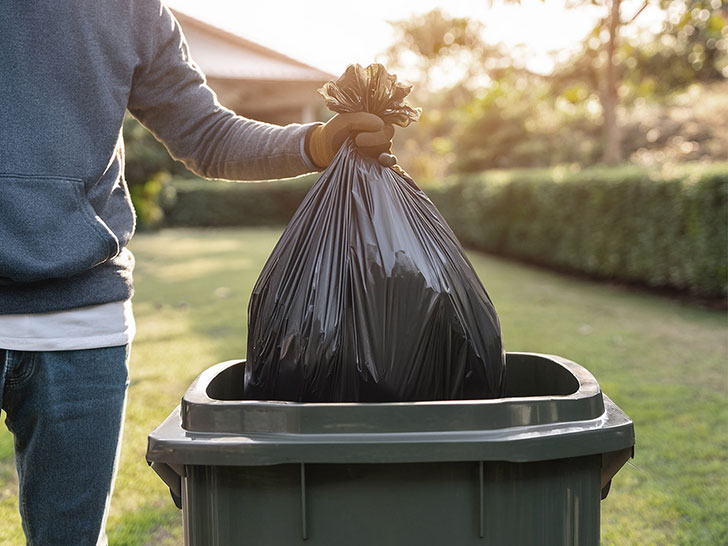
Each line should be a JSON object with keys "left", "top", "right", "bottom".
{"left": 147, "top": 352, "right": 634, "bottom": 546}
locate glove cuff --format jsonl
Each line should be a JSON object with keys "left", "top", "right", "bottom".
{"left": 304, "top": 123, "right": 328, "bottom": 169}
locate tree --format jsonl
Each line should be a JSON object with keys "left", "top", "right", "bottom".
{"left": 601, "top": 0, "right": 625, "bottom": 164}
{"left": 554, "top": 0, "right": 726, "bottom": 164}
{"left": 558, "top": 0, "right": 655, "bottom": 164}
{"left": 383, "top": 9, "right": 520, "bottom": 179}
{"left": 383, "top": 3, "right": 726, "bottom": 174}
{"left": 386, "top": 3, "right": 645, "bottom": 166}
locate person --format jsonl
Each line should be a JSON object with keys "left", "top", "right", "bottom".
{"left": 0, "top": 1, "right": 395, "bottom": 544}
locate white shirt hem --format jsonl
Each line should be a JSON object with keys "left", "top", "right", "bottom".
{"left": 0, "top": 300, "right": 135, "bottom": 352}
{"left": 0, "top": 332, "right": 133, "bottom": 352}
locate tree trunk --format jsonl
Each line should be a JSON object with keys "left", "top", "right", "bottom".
{"left": 601, "top": 0, "right": 622, "bottom": 164}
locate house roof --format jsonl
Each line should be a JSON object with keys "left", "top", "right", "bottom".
{"left": 171, "top": 9, "right": 335, "bottom": 83}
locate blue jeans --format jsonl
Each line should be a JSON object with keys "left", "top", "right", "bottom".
{"left": 0, "top": 346, "right": 130, "bottom": 546}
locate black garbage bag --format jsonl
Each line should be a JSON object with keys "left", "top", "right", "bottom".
{"left": 244, "top": 64, "right": 505, "bottom": 402}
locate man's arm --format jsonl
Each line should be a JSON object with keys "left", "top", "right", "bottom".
{"left": 127, "top": 1, "right": 317, "bottom": 181}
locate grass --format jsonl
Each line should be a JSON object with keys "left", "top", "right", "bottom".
{"left": 0, "top": 227, "right": 726, "bottom": 545}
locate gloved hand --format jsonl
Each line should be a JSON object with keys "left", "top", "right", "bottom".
{"left": 306, "top": 112, "right": 396, "bottom": 169}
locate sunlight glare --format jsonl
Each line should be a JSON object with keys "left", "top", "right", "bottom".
{"left": 167, "top": 0, "right": 662, "bottom": 86}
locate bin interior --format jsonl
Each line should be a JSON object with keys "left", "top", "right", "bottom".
{"left": 206, "top": 353, "right": 580, "bottom": 401}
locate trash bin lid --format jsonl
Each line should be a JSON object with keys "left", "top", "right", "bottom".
{"left": 147, "top": 353, "right": 634, "bottom": 466}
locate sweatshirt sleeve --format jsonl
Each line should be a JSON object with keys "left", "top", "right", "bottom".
{"left": 127, "top": 1, "right": 319, "bottom": 181}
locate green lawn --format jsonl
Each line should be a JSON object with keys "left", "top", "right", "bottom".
{"left": 0, "top": 227, "right": 726, "bottom": 545}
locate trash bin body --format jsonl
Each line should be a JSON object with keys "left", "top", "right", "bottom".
{"left": 147, "top": 353, "right": 634, "bottom": 546}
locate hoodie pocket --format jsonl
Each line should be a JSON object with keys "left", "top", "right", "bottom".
{"left": 0, "top": 175, "right": 120, "bottom": 283}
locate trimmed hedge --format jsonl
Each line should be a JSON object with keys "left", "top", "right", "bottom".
{"left": 427, "top": 163, "right": 728, "bottom": 298}
{"left": 163, "top": 163, "right": 728, "bottom": 298}
{"left": 164, "top": 174, "right": 319, "bottom": 227}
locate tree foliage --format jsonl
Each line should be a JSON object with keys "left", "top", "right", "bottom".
{"left": 554, "top": 0, "right": 727, "bottom": 101}
{"left": 123, "top": 115, "right": 185, "bottom": 228}
{"left": 384, "top": 3, "right": 727, "bottom": 177}
{"left": 624, "top": 0, "right": 727, "bottom": 95}
{"left": 123, "top": 114, "right": 187, "bottom": 187}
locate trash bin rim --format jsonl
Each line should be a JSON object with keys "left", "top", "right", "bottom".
{"left": 179, "top": 352, "right": 604, "bottom": 436}
{"left": 147, "top": 393, "right": 634, "bottom": 466}
{"left": 191, "top": 352, "right": 597, "bottom": 404}
{"left": 146, "top": 352, "right": 634, "bottom": 467}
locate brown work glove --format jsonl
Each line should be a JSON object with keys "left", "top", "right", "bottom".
{"left": 306, "top": 112, "right": 396, "bottom": 169}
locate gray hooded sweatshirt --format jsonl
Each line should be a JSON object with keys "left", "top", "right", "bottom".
{"left": 0, "top": 0, "right": 317, "bottom": 314}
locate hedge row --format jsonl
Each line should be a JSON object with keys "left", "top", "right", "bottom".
{"left": 164, "top": 174, "right": 319, "bottom": 227}
{"left": 163, "top": 163, "right": 728, "bottom": 298}
{"left": 426, "top": 163, "right": 728, "bottom": 298}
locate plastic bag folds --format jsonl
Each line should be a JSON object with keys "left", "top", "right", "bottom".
{"left": 244, "top": 147, "right": 505, "bottom": 402}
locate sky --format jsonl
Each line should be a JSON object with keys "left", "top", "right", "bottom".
{"left": 167, "top": 0, "right": 664, "bottom": 80}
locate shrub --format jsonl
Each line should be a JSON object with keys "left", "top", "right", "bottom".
{"left": 163, "top": 174, "right": 319, "bottom": 227}
{"left": 427, "top": 163, "right": 728, "bottom": 298}
{"left": 124, "top": 114, "right": 188, "bottom": 229}
{"left": 162, "top": 163, "right": 727, "bottom": 298}
{"left": 129, "top": 172, "right": 175, "bottom": 230}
